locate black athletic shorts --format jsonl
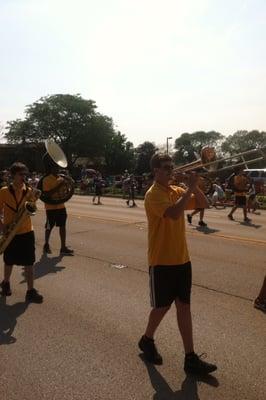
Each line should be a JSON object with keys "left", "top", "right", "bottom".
{"left": 235, "top": 195, "right": 247, "bottom": 207}
{"left": 45, "top": 208, "right": 67, "bottom": 229}
{"left": 95, "top": 187, "right": 102, "bottom": 196}
{"left": 4, "top": 231, "right": 35, "bottom": 266}
{"left": 149, "top": 262, "right": 192, "bottom": 308}
{"left": 249, "top": 194, "right": 256, "bottom": 201}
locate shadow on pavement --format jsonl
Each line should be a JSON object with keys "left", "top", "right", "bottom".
{"left": 0, "top": 296, "right": 29, "bottom": 345}
{"left": 20, "top": 253, "right": 65, "bottom": 283}
{"left": 239, "top": 221, "right": 262, "bottom": 229}
{"left": 139, "top": 354, "right": 219, "bottom": 400}
{"left": 194, "top": 226, "right": 220, "bottom": 234}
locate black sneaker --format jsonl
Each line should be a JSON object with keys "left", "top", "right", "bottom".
{"left": 227, "top": 214, "right": 234, "bottom": 221}
{"left": 187, "top": 214, "right": 192, "bottom": 224}
{"left": 198, "top": 220, "right": 207, "bottom": 227}
{"left": 1, "top": 280, "right": 12, "bottom": 296}
{"left": 43, "top": 243, "right": 52, "bottom": 254}
{"left": 184, "top": 353, "right": 217, "bottom": 375}
{"left": 60, "top": 247, "right": 74, "bottom": 255}
{"left": 244, "top": 217, "right": 251, "bottom": 223}
{"left": 254, "top": 298, "right": 266, "bottom": 312}
{"left": 25, "top": 288, "right": 43, "bottom": 304}
{"left": 138, "top": 335, "right": 163, "bottom": 365}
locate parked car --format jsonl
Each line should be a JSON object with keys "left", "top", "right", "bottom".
{"left": 244, "top": 169, "right": 266, "bottom": 194}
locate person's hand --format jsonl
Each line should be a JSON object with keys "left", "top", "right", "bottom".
{"left": 187, "top": 172, "right": 199, "bottom": 191}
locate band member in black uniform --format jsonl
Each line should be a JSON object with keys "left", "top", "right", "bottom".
{"left": 227, "top": 170, "right": 251, "bottom": 222}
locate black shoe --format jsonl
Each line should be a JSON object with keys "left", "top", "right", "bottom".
{"left": 43, "top": 243, "right": 52, "bottom": 254}
{"left": 25, "top": 288, "right": 43, "bottom": 303}
{"left": 1, "top": 280, "right": 12, "bottom": 296}
{"left": 126, "top": 200, "right": 129, "bottom": 206}
{"left": 184, "top": 353, "right": 217, "bottom": 375}
{"left": 198, "top": 220, "right": 207, "bottom": 227}
{"left": 60, "top": 247, "right": 74, "bottom": 255}
{"left": 187, "top": 214, "right": 192, "bottom": 224}
{"left": 244, "top": 217, "right": 251, "bottom": 223}
{"left": 138, "top": 335, "right": 163, "bottom": 365}
{"left": 254, "top": 298, "right": 266, "bottom": 312}
{"left": 227, "top": 214, "right": 234, "bottom": 221}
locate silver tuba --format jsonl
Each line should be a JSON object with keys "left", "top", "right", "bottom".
{"left": 38, "top": 140, "right": 75, "bottom": 205}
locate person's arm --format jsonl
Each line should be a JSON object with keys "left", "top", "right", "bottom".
{"left": 164, "top": 188, "right": 195, "bottom": 220}
{"left": 164, "top": 173, "right": 199, "bottom": 220}
{"left": 0, "top": 191, "right": 5, "bottom": 232}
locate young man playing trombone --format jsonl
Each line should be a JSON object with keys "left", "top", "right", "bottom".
{"left": 139, "top": 153, "right": 217, "bottom": 375}
{"left": 0, "top": 163, "right": 43, "bottom": 303}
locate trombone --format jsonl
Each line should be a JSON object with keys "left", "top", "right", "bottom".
{"left": 173, "top": 146, "right": 266, "bottom": 193}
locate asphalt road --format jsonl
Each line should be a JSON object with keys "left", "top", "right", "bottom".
{"left": 1, "top": 196, "right": 265, "bottom": 400}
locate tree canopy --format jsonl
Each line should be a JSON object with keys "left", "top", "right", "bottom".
{"left": 173, "top": 131, "right": 224, "bottom": 165}
{"left": 221, "top": 130, "right": 266, "bottom": 154}
{"left": 104, "top": 132, "right": 135, "bottom": 174}
{"left": 135, "top": 141, "right": 157, "bottom": 175}
{"left": 4, "top": 94, "right": 266, "bottom": 174}
{"left": 5, "top": 94, "right": 134, "bottom": 173}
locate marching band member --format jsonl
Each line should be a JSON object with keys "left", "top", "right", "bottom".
{"left": 42, "top": 160, "right": 74, "bottom": 255}
{"left": 139, "top": 153, "right": 217, "bottom": 375}
{"left": 227, "top": 169, "right": 251, "bottom": 222}
{"left": 0, "top": 163, "right": 43, "bottom": 303}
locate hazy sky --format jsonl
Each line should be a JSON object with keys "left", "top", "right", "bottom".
{"left": 1, "top": 0, "right": 266, "bottom": 145}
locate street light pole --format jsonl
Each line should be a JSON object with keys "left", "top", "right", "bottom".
{"left": 166, "top": 137, "right": 172, "bottom": 154}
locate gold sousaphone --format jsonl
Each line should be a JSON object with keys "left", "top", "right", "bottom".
{"left": 38, "top": 140, "right": 75, "bottom": 205}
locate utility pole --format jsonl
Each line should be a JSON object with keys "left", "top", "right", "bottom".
{"left": 166, "top": 137, "right": 172, "bottom": 154}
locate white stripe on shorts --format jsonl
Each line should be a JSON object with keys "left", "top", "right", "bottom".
{"left": 149, "top": 267, "right": 157, "bottom": 308}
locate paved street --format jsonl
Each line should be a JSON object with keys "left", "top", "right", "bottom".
{"left": 1, "top": 196, "right": 265, "bottom": 400}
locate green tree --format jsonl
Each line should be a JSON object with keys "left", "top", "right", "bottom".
{"left": 135, "top": 141, "right": 157, "bottom": 174}
{"left": 104, "top": 132, "right": 135, "bottom": 174}
{"left": 173, "top": 131, "right": 224, "bottom": 165}
{"left": 221, "top": 130, "right": 266, "bottom": 169}
{"left": 5, "top": 94, "right": 128, "bottom": 170}
{"left": 221, "top": 130, "right": 266, "bottom": 154}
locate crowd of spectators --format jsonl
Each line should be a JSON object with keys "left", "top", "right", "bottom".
{"left": 0, "top": 166, "right": 264, "bottom": 210}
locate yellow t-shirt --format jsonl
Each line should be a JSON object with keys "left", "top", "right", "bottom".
{"left": 42, "top": 174, "right": 65, "bottom": 210}
{"left": 0, "top": 185, "right": 33, "bottom": 234}
{"left": 144, "top": 182, "right": 196, "bottom": 267}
